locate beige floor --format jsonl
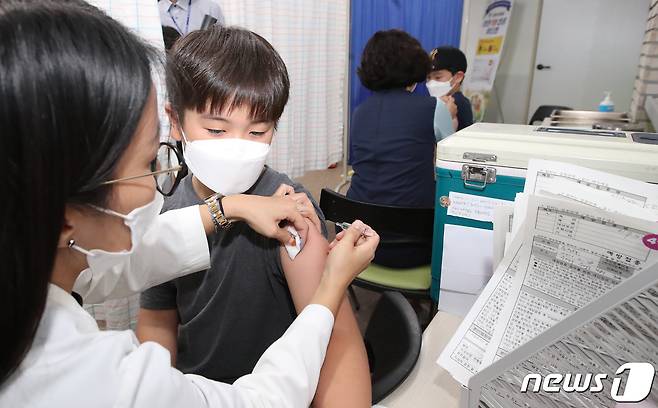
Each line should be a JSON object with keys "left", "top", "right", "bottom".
{"left": 294, "top": 163, "right": 347, "bottom": 206}
{"left": 293, "top": 164, "right": 431, "bottom": 333}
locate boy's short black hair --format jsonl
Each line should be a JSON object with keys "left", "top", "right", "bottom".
{"left": 357, "top": 29, "right": 430, "bottom": 91}
{"left": 430, "top": 46, "right": 467, "bottom": 74}
{"left": 167, "top": 25, "right": 289, "bottom": 122}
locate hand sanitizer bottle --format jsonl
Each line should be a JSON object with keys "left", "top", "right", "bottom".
{"left": 598, "top": 91, "right": 614, "bottom": 112}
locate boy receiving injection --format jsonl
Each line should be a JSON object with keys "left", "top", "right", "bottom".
{"left": 137, "top": 26, "right": 371, "bottom": 407}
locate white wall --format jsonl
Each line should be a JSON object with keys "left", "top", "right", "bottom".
{"left": 527, "top": 0, "right": 648, "bottom": 116}
{"left": 460, "top": 0, "right": 542, "bottom": 124}
{"left": 222, "top": 0, "right": 348, "bottom": 177}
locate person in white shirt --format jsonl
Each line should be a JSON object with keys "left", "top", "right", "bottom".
{"left": 0, "top": 1, "right": 379, "bottom": 407}
{"left": 159, "top": 0, "right": 224, "bottom": 35}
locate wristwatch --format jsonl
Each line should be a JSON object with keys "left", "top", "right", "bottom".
{"left": 204, "top": 192, "right": 232, "bottom": 232}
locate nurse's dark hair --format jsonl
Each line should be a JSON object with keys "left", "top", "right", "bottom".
{"left": 166, "top": 25, "right": 290, "bottom": 123}
{"left": 358, "top": 29, "right": 431, "bottom": 91}
{"left": 0, "top": 0, "right": 156, "bottom": 385}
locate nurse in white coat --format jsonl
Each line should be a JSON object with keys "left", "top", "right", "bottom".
{"left": 0, "top": 1, "right": 379, "bottom": 407}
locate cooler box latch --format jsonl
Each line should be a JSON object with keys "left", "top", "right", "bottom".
{"left": 461, "top": 164, "right": 497, "bottom": 190}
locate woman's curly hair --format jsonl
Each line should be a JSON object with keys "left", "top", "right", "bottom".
{"left": 357, "top": 29, "right": 431, "bottom": 91}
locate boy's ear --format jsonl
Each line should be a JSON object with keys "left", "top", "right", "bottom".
{"left": 165, "top": 103, "right": 183, "bottom": 141}
{"left": 454, "top": 71, "right": 465, "bottom": 85}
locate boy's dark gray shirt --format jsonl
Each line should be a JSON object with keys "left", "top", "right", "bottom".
{"left": 140, "top": 166, "right": 327, "bottom": 383}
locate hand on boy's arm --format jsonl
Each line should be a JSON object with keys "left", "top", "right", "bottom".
{"left": 280, "top": 219, "right": 372, "bottom": 407}
{"left": 287, "top": 192, "right": 322, "bottom": 234}
{"left": 220, "top": 193, "right": 309, "bottom": 245}
{"left": 273, "top": 184, "right": 323, "bottom": 233}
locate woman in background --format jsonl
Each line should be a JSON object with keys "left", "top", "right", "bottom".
{"left": 347, "top": 29, "right": 454, "bottom": 268}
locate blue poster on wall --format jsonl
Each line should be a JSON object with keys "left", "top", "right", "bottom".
{"left": 349, "top": 0, "right": 464, "bottom": 114}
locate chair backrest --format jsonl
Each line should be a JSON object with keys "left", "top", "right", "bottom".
{"left": 319, "top": 188, "right": 434, "bottom": 244}
{"left": 365, "top": 291, "right": 422, "bottom": 403}
{"left": 528, "top": 105, "right": 572, "bottom": 125}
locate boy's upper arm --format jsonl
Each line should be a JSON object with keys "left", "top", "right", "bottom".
{"left": 279, "top": 219, "right": 328, "bottom": 312}
{"left": 136, "top": 303, "right": 180, "bottom": 366}
{"left": 140, "top": 280, "right": 178, "bottom": 311}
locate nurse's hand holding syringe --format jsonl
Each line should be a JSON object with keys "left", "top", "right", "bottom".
{"left": 311, "top": 220, "right": 379, "bottom": 317}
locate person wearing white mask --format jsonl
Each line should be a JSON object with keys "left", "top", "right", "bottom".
{"left": 426, "top": 46, "right": 474, "bottom": 131}
{"left": 138, "top": 26, "right": 372, "bottom": 407}
{"left": 0, "top": 2, "right": 379, "bottom": 407}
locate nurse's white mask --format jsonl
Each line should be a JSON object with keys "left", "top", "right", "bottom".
{"left": 68, "top": 191, "right": 163, "bottom": 273}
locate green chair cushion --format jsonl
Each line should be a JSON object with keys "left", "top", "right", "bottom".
{"left": 357, "top": 264, "right": 431, "bottom": 291}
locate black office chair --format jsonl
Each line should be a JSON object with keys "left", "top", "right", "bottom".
{"left": 319, "top": 188, "right": 436, "bottom": 318}
{"left": 365, "top": 291, "right": 422, "bottom": 403}
{"left": 528, "top": 105, "right": 572, "bottom": 125}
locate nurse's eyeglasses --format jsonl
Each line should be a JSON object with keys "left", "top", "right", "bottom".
{"left": 100, "top": 142, "right": 187, "bottom": 197}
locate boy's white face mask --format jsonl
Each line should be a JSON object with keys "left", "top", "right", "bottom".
{"left": 181, "top": 129, "right": 270, "bottom": 195}
{"left": 426, "top": 79, "right": 453, "bottom": 98}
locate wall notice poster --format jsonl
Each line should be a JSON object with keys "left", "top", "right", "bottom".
{"left": 463, "top": 0, "right": 513, "bottom": 122}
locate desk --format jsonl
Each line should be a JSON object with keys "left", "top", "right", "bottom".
{"left": 379, "top": 311, "right": 464, "bottom": 408}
